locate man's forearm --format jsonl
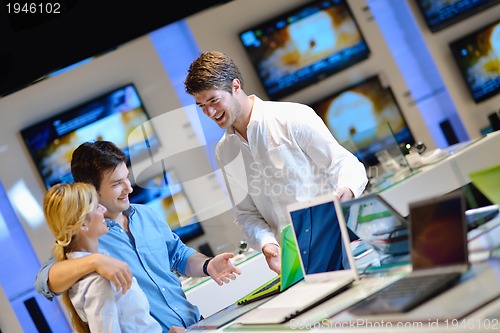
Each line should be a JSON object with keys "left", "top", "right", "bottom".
{"left": 184, "top": 252, "right": 210, "bottom": 277}
{"left": 48, "top": 255, "right": 97, "bottom": 293}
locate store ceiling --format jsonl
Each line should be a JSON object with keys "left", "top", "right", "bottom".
{"left": 0, "top": 0, "right": 232, "bottom": 97}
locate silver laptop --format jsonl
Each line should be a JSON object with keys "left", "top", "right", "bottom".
{"left": 348, "top": 190, "right": 469, "bottom": 315}
{"left": 236, "top": 193, "right": 358, "bottom": 325}
{"left": 339, "top": 193, "right": 411, "bottom": 262}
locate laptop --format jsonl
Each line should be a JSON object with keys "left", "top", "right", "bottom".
{"left": 236, "top": 193, "right": 359, "bottom": 325}
{"left": 234, "top": 224, "right": 304, "bottom": 305}
{"left": 339, "top": 193, "right": 411, "bottom": 264}
{"left": 188, "top": 224, "right": 304, "bottom": 330}
{"left": 187, "top": 297, "right": 269, "bottom": 330}
{"left": 347, "top": 190, "right": 469, "bottom": 315}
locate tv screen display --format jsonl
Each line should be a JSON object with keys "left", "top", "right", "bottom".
{"left": 449, "top": 19, "right": 500, "bottom": 103}
{"left": 415, "top": 0, "right": 499, "bottom": 33}
{"left": 129, "top": 171, "right": 204, "bottom": 243}
{"left": 310, "top": 75, "right": 415, "bottom": 167}
{"left": 239, "top": 0, "right": 370, "bottom": 100}
{"left": 20, "top": 84, "right": 160, "bottom": 189}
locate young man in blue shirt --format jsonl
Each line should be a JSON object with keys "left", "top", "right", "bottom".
{"left": 35, "top": 140, "right": 241, "bottom": 332}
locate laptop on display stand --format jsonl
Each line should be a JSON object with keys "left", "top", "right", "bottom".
{"left": 236, "top": 193, "right": 359, "bottom": 325}
{"left": 275, "top": 194, "right": 408, "bottom": 326}
{"left": 338, "top": 192, "right": 412, "bottom": 268}
{"left": 347, "top": 190, "right": 469, "bottom": 315}
{"left": 188, "top": 224, "right": 303, "bottom": 330}
{"left": 234, "top": 223, "right": 304, "bottom": 305}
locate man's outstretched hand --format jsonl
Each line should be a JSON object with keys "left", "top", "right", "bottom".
{"left": 206, "top": 252, "right": 242, "bottom": 286}
{"left": 262, "top": 243, "right": 281, "bottom": 274}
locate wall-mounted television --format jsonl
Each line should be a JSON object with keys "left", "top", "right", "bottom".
{"left": 20, "top": 83, "right": 160, "bottom": 189}
{"left": 449, "top": 19, "right": 500, "bottom": 103}
{"left": 129, "top": 170, "right": 204, "bottom": 243}
{"left": 414, "top": 0, "right": 499, "bottom": 33}
{"left": 309, "top": 75, "right": 415, "bottom": 167}
{"left": 239, "top": 0, "right": 370, "bottom": 100}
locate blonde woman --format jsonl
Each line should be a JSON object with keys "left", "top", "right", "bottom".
{"left": 43, "top": 182, "right": 161, "bottom": 333}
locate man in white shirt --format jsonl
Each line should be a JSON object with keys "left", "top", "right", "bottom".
{"left": 184, "top": 51, "right": 368, "bottom": 274}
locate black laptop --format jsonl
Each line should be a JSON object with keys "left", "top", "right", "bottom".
{"left": 348, "top": 190, "right": 469, "bottom": 315}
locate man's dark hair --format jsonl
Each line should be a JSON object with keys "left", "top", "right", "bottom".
{"left": 71, "top": 141, "right": 127, "bottom": 190}
{"left": 184, "top": 51, "right": 244, "bottom": 96}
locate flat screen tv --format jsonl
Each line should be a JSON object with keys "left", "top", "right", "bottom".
{"left": 415, "top": 0, "right": 499, "bottom": 33}
{"left": 20, "top": 83, "right": 160, "bottom": 189}
{"left": 309, "top": 75, "right": 415, "bottom": 167}
{"left": 239, "top": 0, "right": 370, "bottom": 100}
{"left": 449, "top": 18, "right": 500, "bottom": 103}
{"left": 129, "top": 170, "right": 204, "bottom": 243}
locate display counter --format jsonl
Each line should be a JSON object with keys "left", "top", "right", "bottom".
{"left": 182, "top": 250, "right": 277, "bottom": 318}
{"left": 374, "top": 131, "right": 500, "bottom": 216}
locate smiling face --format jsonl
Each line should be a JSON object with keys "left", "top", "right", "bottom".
{"left": 195, "top": 88, "right": 243, "bottom": 129}
{"left": 96, "top": 161, "right": 133, "bottom": 219}
{"left": 84, "top": 202, "right": 108, "bottom": 240}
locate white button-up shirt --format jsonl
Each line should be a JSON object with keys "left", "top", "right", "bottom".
{"left": 216, "top": 95, "right": 368, "bottom": 251}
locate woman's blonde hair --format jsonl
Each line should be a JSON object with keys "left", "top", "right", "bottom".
{"left": 43, "top": 182, "right": 99, "bottom": 333}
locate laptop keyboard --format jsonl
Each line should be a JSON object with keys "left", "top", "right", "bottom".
{"left": 350, "top": 272, "right": 462, "bottom": 314}
{"left": 376, "top": 272, "right": 461, "bottom": 298}
{"left": 261, "top": 280, "right": 351, "bottom": 309}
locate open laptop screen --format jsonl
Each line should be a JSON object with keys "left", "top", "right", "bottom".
{"left": 289, "top": 194, "right": 359, "bottom": 275}
{"left": 409, "top": 192, "right": 468, "bottom": 270}
{"left": 340, "top": 194, "right": 409, "bottom": 257}
{"left": 280, "top": 224, "right": 304, "bottom": 290}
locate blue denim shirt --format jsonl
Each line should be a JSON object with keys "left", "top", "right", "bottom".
{"left": 35, "top": 204, "right": 199, "bottom": 331}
